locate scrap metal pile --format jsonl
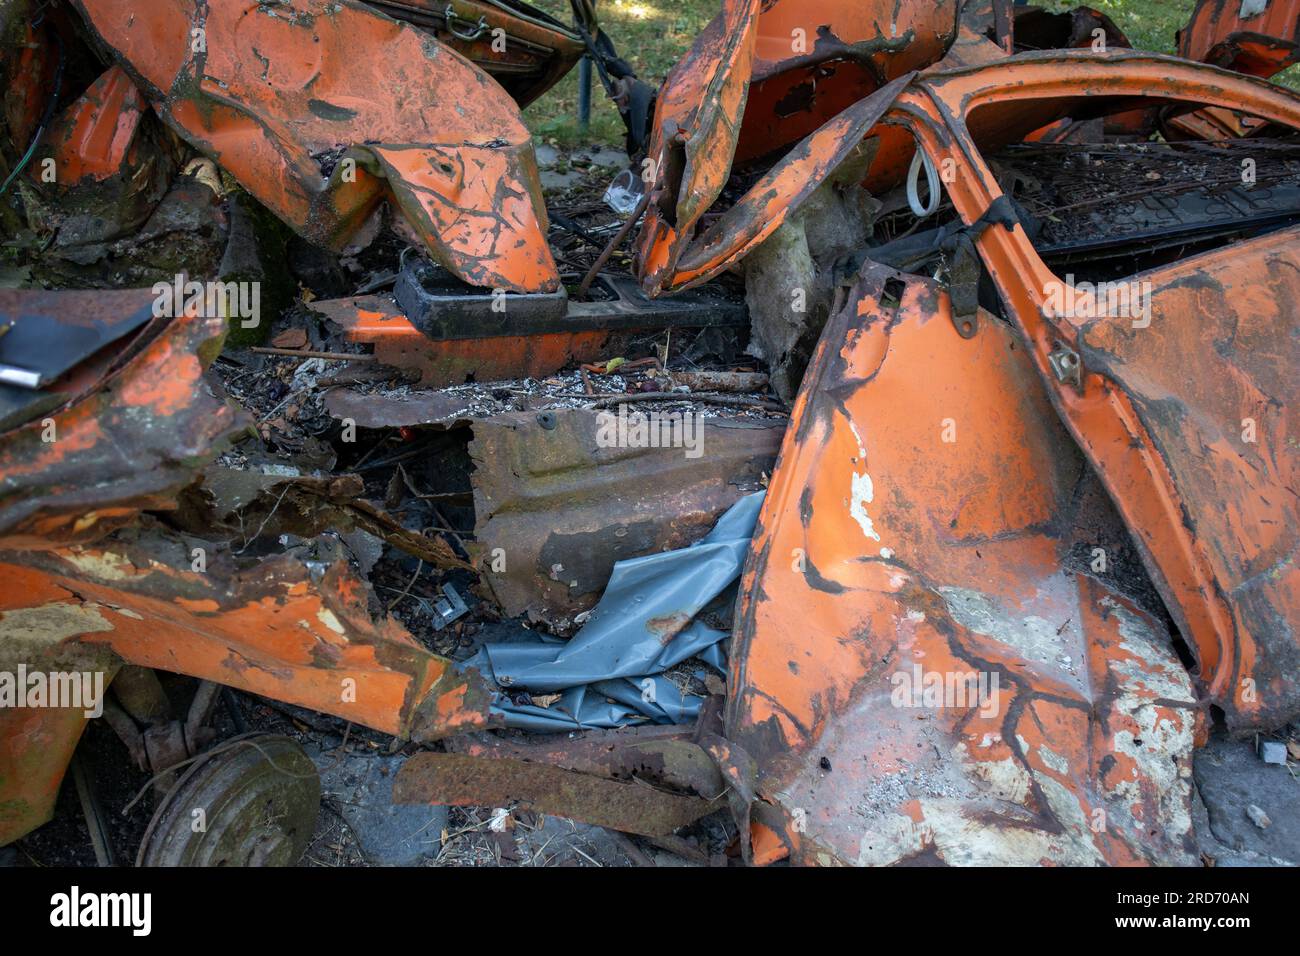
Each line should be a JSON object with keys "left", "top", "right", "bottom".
{"left": 1, "top": 0, "right": 1298, "bottom": 867}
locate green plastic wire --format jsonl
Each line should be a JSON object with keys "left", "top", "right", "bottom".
{"left": 0, "top": 29, "right": 64, "bottom": 196}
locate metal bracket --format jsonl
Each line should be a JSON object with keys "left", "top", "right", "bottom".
{"left": 1048, "top": 345, "right": 1083, "bottom": 387}
{"left": 430, "top": 583, "right": 469, "bottom": 631}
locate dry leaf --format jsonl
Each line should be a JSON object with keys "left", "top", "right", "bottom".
{"left": 272, "top": 328, "right": 309, "bottom": 349}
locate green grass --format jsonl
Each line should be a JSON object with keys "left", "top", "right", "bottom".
{"left": 524, "top": 0, "right": 718, "bottom": 146}
{"left": 1037, "top": 0, "right": 1192, "bottom": 53}
{"left": 522, "top": 0, "right": 1298, "bottom": 146}
{"left": 1038, "top": 0, "right": 1299, "bottom": 87}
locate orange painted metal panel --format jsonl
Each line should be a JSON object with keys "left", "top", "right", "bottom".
{"left": 309, "top": 294, "right": 614, "bottom": 386}
{"left": 70, "top": 0, "right": 558, "bottom": 293}
{"left": 729, "top": 265, "right": 1200, "bottom": 865}
{"left": 35, "top": 65, "right": 147, "bottom": 184}
{"left": 1179, "top": 0, "right": 1300, "bottom": 77}
{"left": 895, "top": 52, "right": 1300, "bottom": 728}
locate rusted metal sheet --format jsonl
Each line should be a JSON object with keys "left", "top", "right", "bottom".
{"left": 1075, "top": 229, "right": 1300, "bottom": 729}
{"left": 322, "top": 387, "right": 477, "bottom": 430}
{"left": 897, "top": 52, "right": 1300, "bottom": 731}
{"left": 0, "top": 534, "right": 497, "bottom": 746}
{"left": 728, "top": 265, "right": 1201, "bottom": 865}
{"left": 468, "top": 407, "right": 782, "bottom": 625}
{"left": 635, "top": 0, "right": 960, "bottom": 296}
{"left": 659, "top": 73, "right": 912, "bottom": 293}
{"left": 34, "top": 65, "right": 157, "bottom": 185}
{"left": 393, "top": 751, "right": 723, "bottom": 837}
{"left": 70, "top": 0, "right": 558, "bottom": 293}
{"left": 0, "top": 704, "right": 98, "bottom": 846}
{"left": 448, "top": 724, "right": 726, "bottom": 799}
{"left": 21, "top": 60, "right": 188, "bottom": 278}
{"left": 0, "top": 298, "right": 238, "bottom": 550}
{"left": 1165, "top": 0, "right": 1300, "bottom": 139}
{"left": 736, "top": 0, "right": 960, "bottom": 163}
{"left": 365, "top": 0, "right": 586, "bottom": 108}
{"left": 1179, "top": 0, "right": 1300, "bottom": 77}
{"left": 635, "top": 0, "right": 761, "bottom": 297}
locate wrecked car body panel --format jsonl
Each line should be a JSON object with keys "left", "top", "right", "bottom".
{"left": 34, "top": 64, "right": 154, "bottom": 183}
{"left": 0, "top": 536, "right": 496, "bottom": 844}
{"left": 635, "top": 0, "right": 762, "bottom": 297}
{"left": 894, "top": 53, "right": 1300, "bottom": 730}
{"left": 0, "top": 294, "right": 236, "bottom": 548}
{"left": 468, "top": 408, "right": 780, "bottom": 623}
{"left": 0, "top": 292, "right": 498, "bottom": 842}
{"left": 635, "top": 0, "right": 961, "bottom": 295}
{"left": 0, "top": 539, "right": 496, "bottom": 742}
{"left": 728, "top": 266, "right": 1201, "bottom": 866}
{"left": 365, "top": 0, "right": 588, "bottom": 108}
{"left": 3, "top": 0, "right": 1299, "bottom": 869}
{"left": 1074, "top": 229, "right": 1300, "bottom": 729}
{"left": 1179, "top": 0, "right": 1300, "bottom": 78}
{"left": 735, "top": 0, "right": 960, "bottom": 163}
{"left": 70, "top": 0, "right": 559, "bottom": 293}
{"left": 0, "top": 567, "right": 121, "bottom": 846}
{"left": 652, "top": 72, "right": 912, "bottom": 294}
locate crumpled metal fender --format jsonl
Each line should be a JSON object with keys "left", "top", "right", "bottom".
{"left": 635, "top": 0, "right": 960, "bottom": 296}
{"left": 728, "top": 264, "right": 1201, "bottom": 866}
{"left": 0, "top": 293, "right": 237, "bottom": 550}
{"left": 0, "top": 539, "right": 496, "bottom": 844}
{"left": 0, "top": 541, "right": 497, "bottom": 741}
{"left": 900, "top": 51, "right": 1300, "bottom": 728}
{"left": 69, "top": 0, "right": 558, "bottom": 293}
{"left": 656, "top": 72, "right": 913, "bottom": 293}
{"left": 635, "top": 0, "right": 761, "bottom": 297}
{"left": 1179, "top": 0, "right": 1300, "bottom": 78}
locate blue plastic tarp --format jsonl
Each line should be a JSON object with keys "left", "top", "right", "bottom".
{"left": 465, "top": 492, "right": 764, "bottom": 731}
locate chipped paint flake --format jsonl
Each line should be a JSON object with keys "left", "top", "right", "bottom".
{"left": 62, "top": 550, "right": 138, "bottom": 581}
{"left": 850, "top": 472, "right": 881, "bottom": 541}
{"left": 315, "top": 607, "right": 346, "bottom": 634}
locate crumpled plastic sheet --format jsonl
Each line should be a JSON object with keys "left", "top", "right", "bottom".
{"left": 465, "top": 492, "right": 764, "bottom": 731}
